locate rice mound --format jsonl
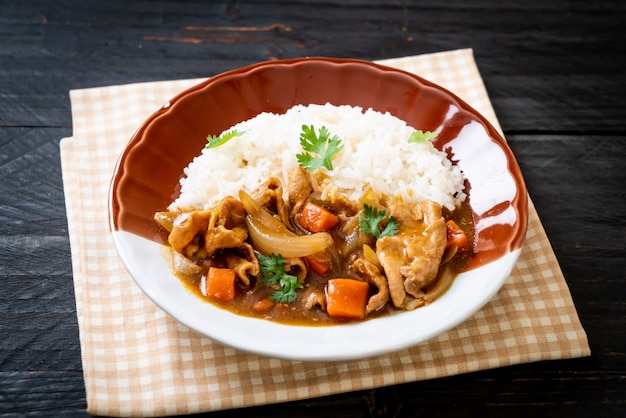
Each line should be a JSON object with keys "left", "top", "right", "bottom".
{"left": 169, "top": 103, "right": 466, "bottom": 211}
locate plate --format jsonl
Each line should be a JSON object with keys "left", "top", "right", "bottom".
{"left": 109, "top": 57, "right": 527, "bottom": 361}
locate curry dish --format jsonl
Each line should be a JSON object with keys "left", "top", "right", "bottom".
{"left": 154, "top": 166, "right": 474, "bottom": 326}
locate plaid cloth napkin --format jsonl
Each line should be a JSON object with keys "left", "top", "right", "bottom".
{"left": 60, "top": 49, "right": 590, "bottom": 417}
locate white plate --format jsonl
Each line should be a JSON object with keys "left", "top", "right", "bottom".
{"left": 109, "top": 57, "right": 528, "bottom": 361}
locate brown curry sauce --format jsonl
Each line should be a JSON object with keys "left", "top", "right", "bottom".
{"left": 170, "top": 200, "right": 475, "bottom": 327}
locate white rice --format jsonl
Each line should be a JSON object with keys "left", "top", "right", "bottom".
{"left": 169, "top": 103, "right": 466, "bottom": 211}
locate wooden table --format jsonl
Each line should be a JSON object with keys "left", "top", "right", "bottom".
{"left": 1, "top": 1, "right": 624, "bottom": 416}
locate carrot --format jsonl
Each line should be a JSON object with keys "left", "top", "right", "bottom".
{"left": 445, "top": 220, "right": 469, "bottom": 252}
{"left": 325, "top": 278, "right": 369, "bottom": 319}
{"left": 204, "top": 267, "right": 237, "bottom": 302}
{"left": 304, "top": 252, "right": 332, "bottom": 275}
{"left": 253, "top": 297, "right": 275, "bottom": 313}
{"left": 299, "top": 202, "right": 339, "bottom": 233}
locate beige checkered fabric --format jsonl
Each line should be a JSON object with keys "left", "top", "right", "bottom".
{"left": 60, "top": 49, "right": 589, "bottom": 417}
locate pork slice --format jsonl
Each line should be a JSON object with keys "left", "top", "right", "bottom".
{"left": 286, "top": 167, "right": 313, "bottom": 217}
{"left": 375, "top": 200, "right": 447, "bottom": 309}
{"left": 251, "top": 177, "right": 293, "bottom": 230}
{"left": 351, "top": 257, "right": 389, "bottom": 314}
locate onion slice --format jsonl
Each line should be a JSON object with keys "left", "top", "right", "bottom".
{"left": 423, "top": 264, "right": 455, "bottom": 303}
{"left": 245, "top": 215, "right": 333, "bottom": 258}
{"left": 238, "top": 189, "right": 291, "bottom": 234}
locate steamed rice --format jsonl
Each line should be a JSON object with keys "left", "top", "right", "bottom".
{"left": 169, "top": 103, "right": 466, "bottom": 211}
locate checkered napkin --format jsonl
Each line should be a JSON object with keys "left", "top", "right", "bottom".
{"left": 60, "top": 49, "right": 590, "bottom": 417}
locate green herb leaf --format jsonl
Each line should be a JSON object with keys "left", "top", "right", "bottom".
{"left": 296, "top": 124, "right": 343, "bottom": 171}
{"left": 206, "top": 129, "right": 244, "bottom": 149}
{"left": 359, "top": 204, "right": 399, "bottom": 239}
{"left": 408, "top": 130, "right": 437, "bottom": 144}
{"left": 258, "top": 253, "right": 302, "bottom": 303}
{"left": 271, "top": 274, "right": 301, "bottom": 303}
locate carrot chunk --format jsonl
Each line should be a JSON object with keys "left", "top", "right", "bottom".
{"left": 325, "top": 278, "right": 369, "bottom": 319}
{"left": 299, "top": 202, "right": 340, "bottom": 233}
{"left": 204, "top": 267, "right": 237, "bottom": 302}
{"left": 445, "top": 220, "right": 469, "bottom": 252}
{"left": 304, "top": 252, "right": 332, "bottom": 275}
{"left": 253, "top": 297, "right": 275, "bottom": 313}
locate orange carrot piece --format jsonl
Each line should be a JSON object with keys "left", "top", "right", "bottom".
{"left": 325, "top": 278, "right": 369, "bottom": 319}
{"left": 253, "top": 298, "right": 275, "bottom": 313}
{"left": 445, "top": 220, "right": 469, "bottom": 252}
{"left": 304, "top": 252, "right": 331, "bottom": 275}
{"left": 204, "top": 267, "right": 237, "bottom": 302}
{"left": 299, "top": 202, "right": 339, "bottom": 233}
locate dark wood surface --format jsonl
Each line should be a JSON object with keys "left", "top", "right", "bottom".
{"left": 1, "top": 1, "right": 625, "bottom": 416}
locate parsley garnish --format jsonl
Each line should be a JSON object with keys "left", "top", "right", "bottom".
{"left": 359, "top": 204, "right": 399, "bottom": 239}
{"left": 296, "top": 124, "right": 343, "bottom": 171}
{"left": 258, "top": 253, "right": 302, "bottom": 303}
{"left": 408, "top": 130, "right": 437, "bottom": 144}
{"left": 206, "top": 129, "right": 244, "bottom": 149}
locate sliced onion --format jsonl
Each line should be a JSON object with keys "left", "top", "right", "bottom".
{"left": 362, "top": 244, "right": 382, "bottom": 270}
{"left": 245, "top": 215, "right": 333, "bottom": 258}
{"left": 238, "top": 189, "right": 291, "bottom": 234}
{"left": 170, "top": 250, "right": 203, "bottom": 277}
{"left": 153, "top": 211, "right": 178, "bottom": 232}
{"left": 423, "top": 264, "right": 455, "bottom": 303}
{"left": 441, "top": 245, "right": 458, "bottom": 265}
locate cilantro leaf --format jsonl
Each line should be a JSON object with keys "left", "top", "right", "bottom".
{"left": 296, "top": 124, "right": 343, "bottom": 171}
{"left": 379, "top": 216, "right": 399, "bottom": 238}
{"left": 258, "top": 253, "right": 302, "bottom": 303}
{"left": 359, "top": 204, "right": 399, "bottom": 239}
{"left": 408, "top": 130, "right": 437, "bottom": 144}
{"left": 271, "top": 274, "right": 301, "bottom": 303}
{"left": 206, "top": 129, "right": 244, "bottom": 149}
